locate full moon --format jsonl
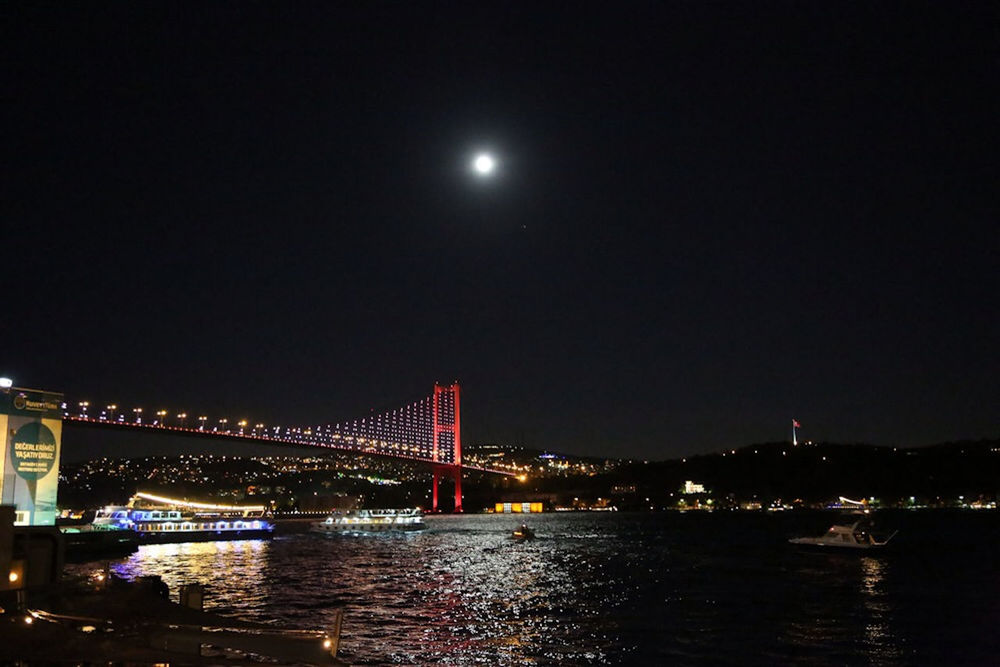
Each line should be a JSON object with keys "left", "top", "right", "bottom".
{"left": 472, "top": 153, "right": 496, "bottom": 175}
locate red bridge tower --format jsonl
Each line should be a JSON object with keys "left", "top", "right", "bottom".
{"left": 431, "top": 382, "right": 462, "bottom": 512}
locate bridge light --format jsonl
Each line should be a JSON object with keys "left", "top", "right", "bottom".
{"left": 0, "top": 377, "right": 13, "bottom": 389}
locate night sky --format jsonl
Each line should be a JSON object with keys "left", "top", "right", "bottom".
{"left": 5, "top": 3, "right": 997, "bottom": 461}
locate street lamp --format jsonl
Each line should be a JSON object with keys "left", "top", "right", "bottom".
{"left": 177, "top": 412, "right": 188, "bottom": 428}
{"left": 238, "top": 419, "right": 248, "bottom": 435}
{"left": 107, "top": 404, "right": 117, "bottom": 421}
{"left": 198, "top": 416, "right": 207, "bottom": 431}
{"left": 156, "top": 410, "right": 168, "bottom": 427}
{"left": 133, "top": 407, "right": 143, "bottom": 424}
{"left": 219, "top": 418, "right": 228, "bottom": 433}
{"left": 78, "top": 401, "right": 89, "bottom": 419}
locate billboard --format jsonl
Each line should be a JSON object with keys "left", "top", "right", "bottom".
{"left": 0, "top": 386, "right": 64, "bottom": 526}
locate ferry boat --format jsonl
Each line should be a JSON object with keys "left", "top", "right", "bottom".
{"left": 93, "top": 492, "right": 275, "bottom": 544}
{"left": 310, "top": 508, "right": 425, "bottom": 534}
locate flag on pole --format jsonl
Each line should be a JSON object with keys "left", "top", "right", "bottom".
{"left": 792, "top": 420, "right": 801, "bottom": 428}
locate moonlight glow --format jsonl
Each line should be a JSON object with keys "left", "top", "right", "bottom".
{"left": 473, "top": 153, "right": 496, "bottom": 175}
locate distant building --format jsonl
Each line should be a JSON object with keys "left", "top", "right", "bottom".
{"left": 682, "top": 480, "right": 706, "bottom": 494}
{"left": 494, "top": 502, "right": 544, "bottom": 514}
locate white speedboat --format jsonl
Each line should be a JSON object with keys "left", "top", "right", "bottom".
{"left": 310, "top": 508, "right": 425, "bottom": 534}
{"left": 789, "top": 517, "right": 897, "bottom": 551}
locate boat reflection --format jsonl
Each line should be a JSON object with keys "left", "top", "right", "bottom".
{"left": 110, "top": 540, "right": 270, "bottom": 617}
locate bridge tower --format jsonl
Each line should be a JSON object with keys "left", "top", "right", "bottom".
{"left": 431, "top": 382, "right": 462, "bottom": 512}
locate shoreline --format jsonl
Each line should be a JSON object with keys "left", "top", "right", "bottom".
{"left": 1, "top": 573, "right": 345, "bottom": 665}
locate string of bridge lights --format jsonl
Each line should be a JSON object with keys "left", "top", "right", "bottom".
{"left": 63, "top": 391, "right": 460, "bottom": 465}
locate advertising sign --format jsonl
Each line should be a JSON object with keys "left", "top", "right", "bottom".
{"left": 0, "top": 386, "right": 64, "bottom": 526}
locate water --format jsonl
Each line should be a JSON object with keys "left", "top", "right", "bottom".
{"left": 69, "top": 511, "right": 999, "bottom": 665}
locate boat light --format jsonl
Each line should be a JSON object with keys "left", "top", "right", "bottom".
{"left": 134, "top": 491, "right": 265, "bottom": 513}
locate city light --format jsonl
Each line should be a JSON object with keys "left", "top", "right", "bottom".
{"left": 0, "top": 377, "right": 13, "bottom": 389}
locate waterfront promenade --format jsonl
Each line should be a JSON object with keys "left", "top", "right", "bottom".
{"left": 0, "top": 572, "right": 344, "bottom": 664}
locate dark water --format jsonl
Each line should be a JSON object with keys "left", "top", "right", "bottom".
{"left": 69, "top": 511, "right": 999, "bottom": 665}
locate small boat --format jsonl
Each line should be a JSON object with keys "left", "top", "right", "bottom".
{"left": 512, "top": 524, "right": 535, "bottom": 541}
{"left": 789, "top": 515, "right": 897, "bottom": 551}
{"left": 310, "top": 508, "right": 426, "bottom": 534}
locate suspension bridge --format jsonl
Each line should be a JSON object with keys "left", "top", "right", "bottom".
{"left": 59, "top": 382, "right": 512, "bottom": 512}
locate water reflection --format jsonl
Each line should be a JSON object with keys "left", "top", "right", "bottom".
{"left": 58, "top": 513, "right": 998, "bottom": 664}
{"left": 111, "top": 540, "right": 271, "bottom": 618}
{"left": 777, "top": 552, "right": 904, "bottom": 666}
{"left": 330, "top": 517, "right": 614, "bottom": 664}
{"left": 860, "top": 556, "right": 900, "bottom": 662}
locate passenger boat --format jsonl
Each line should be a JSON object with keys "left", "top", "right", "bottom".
{"left": 789, "top": 515, "right": 897, "bottom": 551}
{"left": 310, "top": 508, "right": 425, "bottom": 534}
{"left": 93, "top": 492, "right": 275, "bottom": 544}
